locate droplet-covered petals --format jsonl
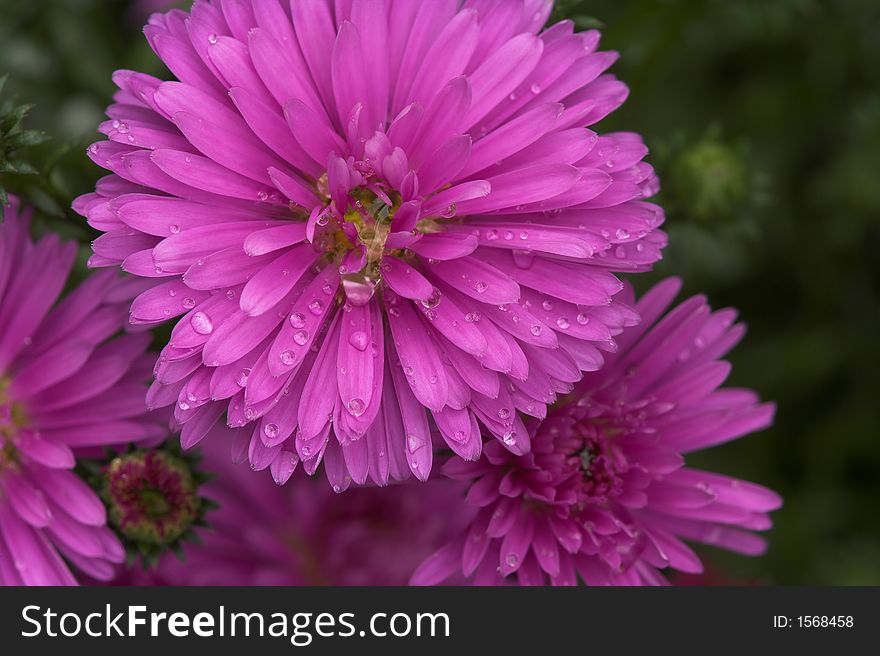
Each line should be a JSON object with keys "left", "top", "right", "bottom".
{"left": 418, "top": 279, "right": 780, "bottom": 586}
{"left": 76, "top": 1, "right": 666, "bottom": 487}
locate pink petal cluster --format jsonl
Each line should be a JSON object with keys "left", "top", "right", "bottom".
{"left": 121, "top": 438, "right": 472, "bottom": 586}
{"left": 75, "top": 0, "right": 666, "bottom": 489}
{"left": 0, "top": 197, "right": 164, "bottom": 585}
{"left": 413, "top": 278, "right": 781, "bottom": 585}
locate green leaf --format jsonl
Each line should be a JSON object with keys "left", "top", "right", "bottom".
{"left": 5, "top": 129, "right": 49, "bottom": 148}
{"left": 0, "top": 103, "right": 33, "bottom": 135}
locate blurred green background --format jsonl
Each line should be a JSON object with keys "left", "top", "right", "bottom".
{"left": 1, "top": 0, "right": 878, "bottom": 584}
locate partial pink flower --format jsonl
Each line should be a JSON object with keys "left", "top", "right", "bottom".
{"left": 0, "top": 197, "right": 163, "bottom": 585}
{"left": 413, "top": 278, "right": 781, "bottom": 585}
{"left": 118, "top": 437, "right": 472, "bottom": 586}
{"left": 75, "top": 0, "right": 666, "bottom": 489}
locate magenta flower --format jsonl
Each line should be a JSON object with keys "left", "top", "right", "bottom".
{"left": 412, "top": 278, "right": 781, "bottom": 585}
{"left": 0, "top": 197, "right": 164, "bottom": 585}
{"left": 75, "top": 0, "right": 666, "bottom": 489}
{"left": 119, "top": 438, "right": 472, "bottom": 586}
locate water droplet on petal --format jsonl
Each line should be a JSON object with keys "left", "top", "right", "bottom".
{"left": 348, "top": 331, "right": 368, "bottom": 351}
{"left": 347, "top": 398, "right": 366, "bottom": 417}
{"left": 264, "top": 423, "right": 279, "bottom": 439}
{"left": 406, "top": 434, "right": 425, "bottom": 453}
{"left": 183, "top": 297, "right": 196, "bottom": 310}
{"left": 207, "top": 33, "right": 218, "bottom": 44}
{"left": 308, "top": 299, "right": 324, "bottom": 315}
{"left": 420, "top": 287, "right": 442, "bottom": 309}
{"left": 190, "top": 311, "right": 213, "bottom": 334}
{"left": 440, "top": 203, "right": 457, "bottom": 218}
{"left": 169, "top": 224, "right": 180, "bottom": 234}
{"left": 498, "top": 408, "right": 511, "bottom": 420}
{"left": 512, "top": 250, "right": 535, "bottom": 269}
{"left": 236, "top": 368, "right": 251, "bottom": 387}
{"left": 342, "top": 278, "right": 376, "bottom": 306}
{"left": 530, "top": 324, "right": 543, "bottom": 336}
{"left": 556, "top": 317, "right": 570, "bottom": 330}
{"left": 280, "top": 350, "right": 295, "bottom": 365}
{"left": 474, "top": 281, "right": 488, "bottom": 293}
{"left": 293, "top": 330, "right": 309, "bottom": 346}
{"left": 289, "top": 312, "right": 306, "bottom": 328}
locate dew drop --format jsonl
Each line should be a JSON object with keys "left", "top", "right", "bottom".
{"left": 349, "top": 331, "right": 368, "bottom": 351}
{"left": 183, "top": 297, "right": 196, "bottom": 309}
{"left": 576, "top": 313, "right": 590, "bottom": 325}
{"left": 406, "top": 434, "right": 425, "bottom": 453}
{"left": 556, "top": 317, "right": 570, "bottom": 330}
{"left": 190, "top": 311, "right": 213, "bottom": 334}
{"left": 236, "top": 368, "right": 251, "bottom": 387}
{"left": 207, "top": 33, "right": 218, "bottom": 44}
{"left": 289, "top": 312, "right": 306, "bottom": 328}
{"left": 474, "top": 281, "right": 488, "bottom": 293}
{"left": 530, "top": 324, "right": 543, "bottom": 336}
{"left": 440, "top": 203, "right": 457, "bottom": 218}
{"left": 308, "top": 299, "right": 324, "bottom": 315}
{"left": 280, "top": 350, "right": 295, "bottom": 365}
{"left": 347, "top": 398, "right": 366, "bottom": 417}
{"left": 512, "top": 250, "right": 535, "bottom": 269}
{"left": 169, "top": 224, "right": 180, "bottom": 234}
{"left": 264, "top": 423, "right": 279, "bottom": 439}
{"left": 293, "top": 330, "right": 309, "bottom": 346}
{"left": 420, "top": 287, "right": 442, "bottom": 309}
{"left": 498, "top": 407, "right": 511, "bottom": 420}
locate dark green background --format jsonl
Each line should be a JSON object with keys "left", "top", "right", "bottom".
{"left": 1, "top": 0, "right": 878, "bottom": 584}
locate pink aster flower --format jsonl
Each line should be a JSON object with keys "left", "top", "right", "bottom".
{"left": 0, "top": 197, "right": 164, "bottom": 585}
{"left": 412, "top": 278, "right": 781, "bottom": 585}
{"left": 118, "top": 438, "right": 472, "bottom": 586}
{"left": 75, "top": 0, "right": 666, "bottom": 489}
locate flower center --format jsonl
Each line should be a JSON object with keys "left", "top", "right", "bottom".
{"left": 0, "top": 378, "right": 26, "bottom": 476}
{"left": 103, "top": 450, "right": 199, "bottom": 549}
{"left": 573, "top": 428, "right": 626, "bottom": 504}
